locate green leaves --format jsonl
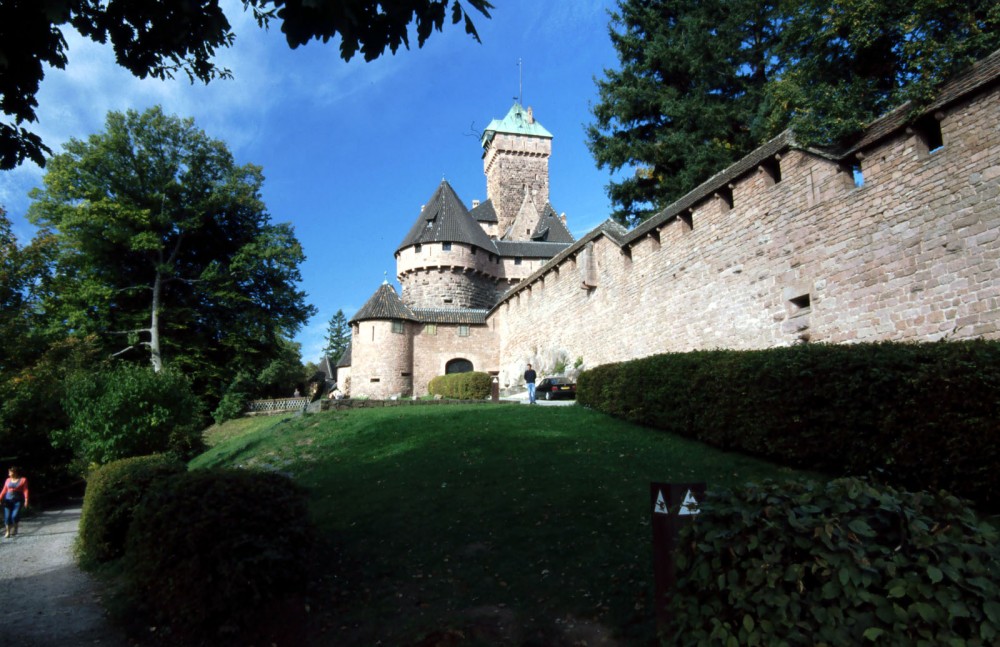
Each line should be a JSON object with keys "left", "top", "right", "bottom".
{"left": 671, "top": 478, "right": 1000, "bottom": 646}
{"left": 588, "top": 0, "right": 1000, "bottom": 224}
{"left": 27, "top": 106, "right": 315, "bottom": 405}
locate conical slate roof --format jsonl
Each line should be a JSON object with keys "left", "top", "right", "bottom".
{"left": 396, "top": 180, "right": 496, "bottom": 252}
{"left": 350, "top": 282, "right": 416, "bottom": 324}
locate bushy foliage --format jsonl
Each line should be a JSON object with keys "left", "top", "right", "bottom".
{"left": 427, "top": 371, "right": 493, "bottom": 399}
{"left": 77, "top": 454, "right": 185, "bottom": 566}
{"left": 671, "top": 478, "right": 1000, "bottom": 646}
{"left": 124, "top": 468, "right": 315, "bottom": 639}
{"left": 59, "top": 363, "right": 206, "bottom": 465}
{"left": 577, "top": 340, "right": 1000, "bottom": 510}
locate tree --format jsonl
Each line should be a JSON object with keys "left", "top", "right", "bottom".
{"left": 589, "top": 0, "right": 1000, "bottom": 227}
{"left": 26, "top": 106, "right": 316, "bottom": 403}
{"left": 324, "top": 309, "right": 350, "bottom": 361}
{"left": 0, "top": 0, "right": 493, "bottom": 170}
{"left": 0, "top": 208, "right": 57, "bottom": 375}
{"left": 60, "top": 364, "right": 204, "bottom": 465}
{"left": 766, "top": 0, "right": 1000, "bottom": 146}
{"left": 587, "top": 0, "right": 783, "bottom": 227}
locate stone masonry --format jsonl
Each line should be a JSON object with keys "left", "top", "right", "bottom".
{"left": 344, "top": 52, "right": 1000, "bottom": 398}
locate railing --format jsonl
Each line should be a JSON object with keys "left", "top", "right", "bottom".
{"left": 246, "top": 397, "right": 311, "bottom": 414}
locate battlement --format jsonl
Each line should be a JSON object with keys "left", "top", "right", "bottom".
{"left": 490, "top": 59, "right": 1000, "bottom": 387}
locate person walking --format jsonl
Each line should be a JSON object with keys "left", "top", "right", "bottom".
{"left": 524, "top": 363, "right": 537, "bottom": 404}
{"left": 1, "top": 466, "right": 29, "bottom": 538}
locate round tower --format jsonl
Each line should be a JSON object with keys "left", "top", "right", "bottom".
{"left": 481, "top": 103, "right": 553, "bottom": 239}
{"left": 395, "top": 180, "right": 502, "bottom": 309}
{"left": 349, "top": 283, "right": 415, "bottom": 398}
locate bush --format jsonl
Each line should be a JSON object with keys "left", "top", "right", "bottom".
{"left": 427, "top": 371, "right": 493, "bottom": 399}
{"left": 577, "top": 341, "right": 1000, "bottom": 510}
{"left": 123, "top": 468, "right": 315, "bottom": 639}
{"left": 670, "top": 478, "right": 1000, "bottom": 646}
{"left": 212, "top": 390, "right": 248, "bottom": 425}
{"left": 77, "top": 454, "right": 185, "bottom": 566}
{"left": 59, "top": 363, "right": 206, "bottom": 465}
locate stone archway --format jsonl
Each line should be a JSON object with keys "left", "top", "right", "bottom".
{"left": 445, "top": 358, "right": 474, "bottom": 374}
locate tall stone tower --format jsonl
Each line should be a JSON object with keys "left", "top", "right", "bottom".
{"left": 481, "top": 103, "right": 553, "bottom": 239}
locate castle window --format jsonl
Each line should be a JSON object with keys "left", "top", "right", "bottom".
{"left": 442, "top": 242, "right": 452, "bottom": 251}
{"left": 458, "top": 325, "right": 470, "bottom": 337}
{"left": 370, "top": 378, "right": 380, "bottom": 383}
{"left": 789, "top": 294, "right": 811, "bottom": 314}
{"left": 913, "top": 113, "right": 944, "bottom": 156}
{"left": 392, "top": 320, "right": 405, "bottom": 334}
{"left": 679, "top": 212, "right": 693, "bottom": 231}
{"left": 514, "top": 257, "right": 523, "bottom": 265}
{"left": 401, "top": 372, "right": 411, "bottom": 377}
{"left": 471, "top": 247, "right": 477, "bottom": 255}
{"left": 443, "top": 297, "right": 453, "bottom": 304}
{"left": 415, "top": 244, "right": 422, "bottom": 253}
{"left": 424, "top": 324, "right": 437, "bottom": 335}
{"left": 760, "top": 157, "right": 782, "bottom": 185}
{"left": 717, "top": 186, "right": 734, "bottom": 212}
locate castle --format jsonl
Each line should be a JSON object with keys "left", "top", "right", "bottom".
{"left": 338, "top": 51, "right": 1000, "bottom": 399}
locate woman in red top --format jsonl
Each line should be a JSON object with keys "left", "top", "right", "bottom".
{"left": 0, "top": 467, "right": 29, "bottom": 537}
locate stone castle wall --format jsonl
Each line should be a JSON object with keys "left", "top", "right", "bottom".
{"left": 491, "top": 86, "right": 1000, "bottom": 388}
{"left": 350, "top": 320, "right": 414, "bottom": 398}
{"left": 484, "top": 132, "right": 551, "bottom": 235}
{"left": 412, "top": 323, "right": 499, "bottom": 396}
{"left": 398, "top": 242, "right": 503, "bottom": 309}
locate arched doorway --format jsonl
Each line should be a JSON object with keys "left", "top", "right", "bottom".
{"left": 445, "top": 358, "right": 474, "bottom": 374}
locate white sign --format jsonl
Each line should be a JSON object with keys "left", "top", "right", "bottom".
{"left": 678, "top": 489, "right": 701, "bottom": 516}
{"left": 654, "top": 490, "right": 669, "bottom": 515}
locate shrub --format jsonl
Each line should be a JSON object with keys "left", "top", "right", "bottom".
{"left": 670, "top": 478, "right": 1000, "bottom": 646}
{"left": 427, "top": 371, "right": 493, "bottom": 399}
{"left": 123, "top": 468, "right": 315, "bottom": 639}
{"left": 212, "top": 390, "right": 248, "bottom": 425}
{"left": 77, "top": 454, "right": 185, "bottom": 566}
{"left": 59, "top": 363, "right": 206, "bottom": 465}
{"left": 577, "top": 341, "right": 1000, "bottom": 510}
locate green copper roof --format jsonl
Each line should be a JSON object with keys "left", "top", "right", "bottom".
{"left": 482, "top": 102, "right": 552, "bottom": 147}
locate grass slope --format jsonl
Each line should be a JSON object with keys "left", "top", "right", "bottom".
{"left": 194, "top": 405, "right": 821, "bottom": 646}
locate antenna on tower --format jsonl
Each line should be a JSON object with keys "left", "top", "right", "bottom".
{"left": 517, "top": 58, "right": 523, "bottom": 105}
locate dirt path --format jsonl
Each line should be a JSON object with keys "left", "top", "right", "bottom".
{"left": 0, "top": 504, "right": 129, "bottom": 646}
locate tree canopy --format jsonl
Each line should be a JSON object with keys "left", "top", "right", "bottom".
{"left": 27, "top": 106, "right": 316, "bottom": 403}
{"left": 588, "top": 0, "right": 1000, "bottom": 227}
{"left": 0, "top": 0, "right": 493, "bottom": 169}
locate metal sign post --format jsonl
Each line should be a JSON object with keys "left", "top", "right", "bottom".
{"left": 650, "top": 481, "right": 706, "bottom": 638}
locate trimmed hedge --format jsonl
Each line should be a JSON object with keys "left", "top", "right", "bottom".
{"left": 427, "top": 371, "right": 493, "bottom": 399}
{"left": 577, "top": 341, "right": 1000, "bottom": 510}
{"left": 671, "top": 478, "right": 1000, "bottom": 646}
{"left": 77, "top": 454, "right": 186, "bottom": 566}
{"left": 123, "top": 468, "right": 314, "bottom": 640}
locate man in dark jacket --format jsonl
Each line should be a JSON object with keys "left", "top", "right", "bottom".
{"left": 524, "top": 364, "right": 537, "bottom": 404}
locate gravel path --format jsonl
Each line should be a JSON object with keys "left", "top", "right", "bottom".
{"left": 0, "top": 504, "right": 129, "bottom": 646}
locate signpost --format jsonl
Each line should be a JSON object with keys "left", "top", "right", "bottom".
{"left": 650, "top": 481, "right": 706, "bottom": 638}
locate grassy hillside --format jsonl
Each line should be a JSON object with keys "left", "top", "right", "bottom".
{"left": 194, "top": 404, "right": 823, "bottom": 645}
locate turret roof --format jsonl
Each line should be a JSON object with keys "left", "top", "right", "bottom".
{"left": 397, "top": 180, "right": 497, "bottom": 252}
{"left": 350, "top": 282, "right": 416, "bottom": 323}
{"left": 481, "top": 102, "right": 553, "bottom": 148}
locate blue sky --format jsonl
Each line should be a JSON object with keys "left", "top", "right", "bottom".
{"left": 0, "top": 0, "right": 624, "bottom": 363}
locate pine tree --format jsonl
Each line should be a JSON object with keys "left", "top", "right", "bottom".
{"left": 587, "top": 0, "right": 782, "bottom": 227}
{"left": 324, "top": 310, "right": 350, "bottom": 361}
{"left": 589, "top": 0, "right": 1000, "bottom": 227}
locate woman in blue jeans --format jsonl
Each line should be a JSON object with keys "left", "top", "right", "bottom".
{"left": 1, "top": 466, "right": 29, "bottom": 538}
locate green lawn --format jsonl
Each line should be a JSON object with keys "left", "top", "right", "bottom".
{"left": 194, "top": 404, "right": 824, "bottom": 645}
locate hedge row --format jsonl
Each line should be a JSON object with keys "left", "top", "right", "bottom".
{"left": 671, "top": 478, "right": 1000, "bottom": 646}
{"left": 577, "top": 340, "right": 1000, "bottom": 510}
{"left": 427, "top": 371, "right": 493, "bottom": 399}
{"left": 78, "top": 457, "right": 315, "bottom": 643}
